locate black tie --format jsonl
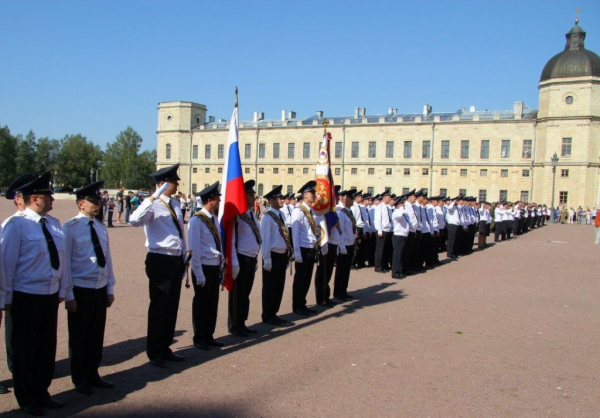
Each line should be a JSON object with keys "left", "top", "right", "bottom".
{"left": 168, "top": 199, "right": 184, "bottom": 239}
{"left": 89, "top": 220, "right": 106, "bottom": 268}
{"left": 40, "top": 218, "right": 60, "bottom": 270}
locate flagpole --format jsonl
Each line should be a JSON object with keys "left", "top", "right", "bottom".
{"left": 321, "top": 119, "right": 329, "bottom": 306}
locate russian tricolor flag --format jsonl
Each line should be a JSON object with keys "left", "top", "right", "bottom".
{"left": 218, "top": 93, "right": 247, "bottom": 291}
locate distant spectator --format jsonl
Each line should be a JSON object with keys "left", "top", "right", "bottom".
{"left": 595, "top": 212, "right": 600, "bottom": 245}
{"left": 131, "top": 192, "right": 140, "bottom": 212}
{"left": 107, "top": 197, "right": 115, "bottom": 227}
{"left": 125, "top": 191, "right": 133, "bottom": 223}
{"left": 179, "top": 193, "right": 188, "bottom": 220}
{"left": 116, "top": 187, "right": 124, "bottom": 224}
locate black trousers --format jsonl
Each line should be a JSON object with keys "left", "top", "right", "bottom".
{"left": 292, "top": 247, "right": 317, "bottom": 311}
{"left": 262, "top": 252, "right": 288, "bottom": 321}
{"left": 11, "top": 291, "right": 58, "bottom": 407}
{"left": 529, "top": 216, "right": 535, "bottom": 229}
{"left": 314, "top": 243, "right": 338, "bottom": 304}
{"left": 439, "top": 227, "right": 448, "bottom": 252}
{"left": 513, "top": 219, "right": 520, "bottom": 235}
{"left": 228, "top": 253, "right": 257, "bottom": 332}
{"left": 365, "top": 233, "right": 376, "bottom": 267}
{"left": 494, "top": 221, "right": 505, "bottom": 242}
{"left": 402, "top": 232, "right": 415, "bottom": 272}
{"left": 375, "top": 231, "right": 392, "bottom": 270}
{"left": 354, "top": 228, "right": 366, "bottom": 267}
{"left": 413, "top": 231, "right": 423, "bottom": 267}
{"left": 334, "top": 244, "right": 354, "bottom": 297}
{"left": 145, "top": 253, "right": 184, "bottom": 360}
{"left": 5, "top": 311, "right": 13, "bottom": 373}
{"left": 420, "top": 233, "right": 433, "bottom": 266}
{"left": 68, "top": 286, "right": 107, "bottom": 385}
{"left": 467, "top": 224, "right": 477, "bottom": 253}
{"left": 446, "top": 224, "right": 459, "bottom": 257}
{"left": 392, "top": 235, "right": 407, "bottom": 277}
{"left": 192, "top": 265, "right": 220, "bottom": 343}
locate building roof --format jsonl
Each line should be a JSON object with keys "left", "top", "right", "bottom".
{"left": 540, "top": 22, "right": 600, "bottom": 82}
{"left": 198, "top": 108, "right": 538, "bottom": 130}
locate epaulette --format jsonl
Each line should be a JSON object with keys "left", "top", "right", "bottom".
{"left": 64, "top": 218, "right": 80, "bottom": 228}
{"left": 3, "top": 212, "right": 25, "bottom": 227}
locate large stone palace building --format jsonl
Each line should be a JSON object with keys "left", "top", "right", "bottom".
{"left": 156, "top": 21, "right": 600, "bottom": 207}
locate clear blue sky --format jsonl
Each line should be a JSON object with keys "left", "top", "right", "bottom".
{"left": 1, "top": 0, "right": 598, "bottom": 151}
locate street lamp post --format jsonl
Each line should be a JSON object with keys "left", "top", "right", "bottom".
{"left": 551, "top": 151, "right": 559, "bottom": 211}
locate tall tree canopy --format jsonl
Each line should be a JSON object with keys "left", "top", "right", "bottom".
{"left": 0, "top": 126, "right": 18, "bottom": 188}
{"left": 55, "top": 134, "right": 103, "bottom": 187}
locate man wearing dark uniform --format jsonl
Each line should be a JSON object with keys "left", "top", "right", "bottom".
{"left": 188, "top": 182, "right": 226, "bottom": 351}
{"left": 63, "top": 181, "right": 116, "bottom": 395}
{"left": 228, "top": 180, "right": 261, "bottom": 337}
{"left": 129, "top": 164, "right": 186, "bottom": 368}
{"left": 3, "top": 172, "right": 68, "bottom": 416}
{"left": 291, "top": 181, "right": 319, "bottom": 316}
{"left": 260, "top": 186, "right": 294, "bottom": 327}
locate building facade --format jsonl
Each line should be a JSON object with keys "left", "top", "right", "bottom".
{"left": 156, "top": 21, "right": 600, "bottom": 207}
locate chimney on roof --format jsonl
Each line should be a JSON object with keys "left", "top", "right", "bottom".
{"left": 354, "top": 107, "right": 360, "bottom": 118}
{"left": 288, "top": 111, "right": 296, "bottom": 119}
{"left": 253, "top": 112, "right": 265, "bottom": 122}
{"left": 388, "top": 108, "right": 398, "bottom": 116}
{"left": 360, "top": 108, "right": 366, "bottom": 117}
{"left": 281, "top": 110, "right": 286, "bottom": 121}
{"left": 469, "top": 105, "right": 476, "bottom": 112}
{"left": 317, "top": 110, "right": 323, "bottom": 118}
{"left": 513, "top": 101, "right": 524, "bottom": 120}
{"left": 208, "top": 116, "right": 215, "bottom": 123}
{"left": 423, "top": 105, "right": 432, "bottom": 116}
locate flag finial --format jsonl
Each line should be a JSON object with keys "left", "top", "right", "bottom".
{"left": 323, "top": 118, "right": 329, "bottom": 133}
{"left": 235, "top": 86, "right": 238, "bottom": 108}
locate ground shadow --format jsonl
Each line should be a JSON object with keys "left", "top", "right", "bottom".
{"left": 0, "top": 282, "right": 406, "bottom": 416}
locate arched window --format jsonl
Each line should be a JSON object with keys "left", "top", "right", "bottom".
{"left": 166, "top": 143, "right": 172, "bottom": 159}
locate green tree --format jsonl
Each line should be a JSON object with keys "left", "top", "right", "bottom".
{"left": 55, "top": 134, "right": 103, "bottom": 187}
{"left": 36, "top": 137, "right": 61, "bottom": 174}
{"left": 0, "top": 126, "right": 18, "bottom": 188}
{"left": 103, "top": 126, "right": 156, "bottom": 189}
{"left": 15, "top": 130, "right": 38, "bottom": 175}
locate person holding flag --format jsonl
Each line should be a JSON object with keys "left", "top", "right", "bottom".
{"left": 312, "top": 129, "right": 341, "bottom": 308}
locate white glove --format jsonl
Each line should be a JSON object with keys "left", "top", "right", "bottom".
{"left": 232, "top": 265, "right": 240, "bottom": 280}
{"left": 321, "top": 244, "right": 328, "bottom": 256}
{"left": 263, "top": 261, "right": 272, "bottom": 272}
{"left": 295, "top": 256, "right": 303, "bottom": 264}
{"left": 378, "top": 232, "right": 383, "bottom": 238}
{"left": 195, "top": 275, "right": 206, "bottom": 287}
{"left": 153, "top": 182, "right": 170, "bottom": 199}
{"left": 340, "top": 245, "right": 347, "bottom": 255}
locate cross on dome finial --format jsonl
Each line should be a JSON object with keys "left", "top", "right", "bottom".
{"left": 575, "top": 7, "right": 580, "bottom": 25}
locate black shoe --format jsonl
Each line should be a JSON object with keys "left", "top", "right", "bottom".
{"left": 333, "top": 294, "right": 349, "bottom": 301}
{"left": 0, "top": 385, "right": 9, "bottom": 394}
{"left": 374, "top": 268, "right": 384, "bottom": 273}
{"left": 263, "top": 318, "right": 281, "bottom": 326}
{"left": 231, "top": 328, "right": 249, "bottom": 338}
{"left": 351, "top": 266, "right": 359, "bottom": 270}
{"left": 242, "top": 325, "right": 258, "bottom": 334}
{"left": 75, "top": 384, "right": 94, "bottom": 395}
{"left": 194, "top": 341, "right": 210, "bottom": 351}
{"left": 21, "top": 405, "right": 44, "bottom": 416}
{"left": 207, "top": 338, "right": 225, "bottom": 347}
{"left": 293, "top": 309, "right": 310, "bottom": 316}
{"left": 304, "top": 307, "right": 317, "bottom": 314}
{"left": 39, "top": 398, "right": 63, "bottom": 409}
{"left": 392, "top": 274, "right": 405, "bottom": 279}
{"left": 150, "top": 358, "right": 167, "bottom": 368}
{"left": 163, "top": 352, "right": 185, "bottom": 362}
{"left": 274, "top": 316, "right": 294, "bottom": 326}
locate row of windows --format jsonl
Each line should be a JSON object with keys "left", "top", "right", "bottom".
{"left": 191, "top": 166, "right": 571, "bottom": 179}
{"left": 166, "top": 138, "right": 574, "bottom": 161}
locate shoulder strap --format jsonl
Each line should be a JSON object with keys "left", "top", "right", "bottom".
{"left": 239, "top": 213, "right": 262, "bottom": 245}
{"left": 158, "top": 197, "right": 183, "bottom": 239}
{"left": 195, "top": 211, "right": 222, "bottom": 252}
{"left": 298, "top": 205, "right": 317, "bottom": 235}
{"left": 264, "top": 211, "right": 294, "bottom": 258}
{"left": 341, "top": 207, "right": 357, "bottom": 234}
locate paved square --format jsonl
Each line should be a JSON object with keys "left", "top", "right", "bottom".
{"left": 0, "top": 200, "right": 598, "bottom": 417}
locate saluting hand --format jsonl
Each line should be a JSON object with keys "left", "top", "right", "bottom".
{"left": 106, "top": 294, "right": 115, "bottom": 308}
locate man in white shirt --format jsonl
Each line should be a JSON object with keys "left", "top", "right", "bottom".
{"left": 2, "top": 172, "right": 68, "bottom": 414}
{"left": 444, "top": 195, "right": 462, "bottom": 259}
{"left": 129, "top": 164, "right": 187, "bottom": 367}
{"left": 391, "top": 196, "right": 410, "bottom": 279}
{"left": 373, "top": 190, "right": 393, "bottom": 273}
{"left": 260, "top": 186, "right": 294, "bottom": 327}
{"left": 334, "top": 189, "right": 357, "bottom": 300}
{"left": 292, "top": 181, "right": 320, "bottom": 316}
{"left": 187, "top": 182, "right": 226, "bottom": 351}
{"left": 424, "top": 195, "right": 441, "bottom": 267}
{"left": 366, "top": 194, "right": 378, "bottom": 267}
{"left": 494, "top": 202, "right": 506, "bottom": 242}
{"left": 351, "top": 191, "right": 366, "bottom": 269}
{"left": 228, "top": 180, "right": 261, "bottom": 338}
{"left": 63, "top": 181, "right": 116, "bottom": 395}
{"left": 402, "top": 190, "right": 419, "bottom": 271}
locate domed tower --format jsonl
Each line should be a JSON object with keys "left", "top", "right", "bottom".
{"left": 536, "top": 18, "right": 600, "bottom": 207}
